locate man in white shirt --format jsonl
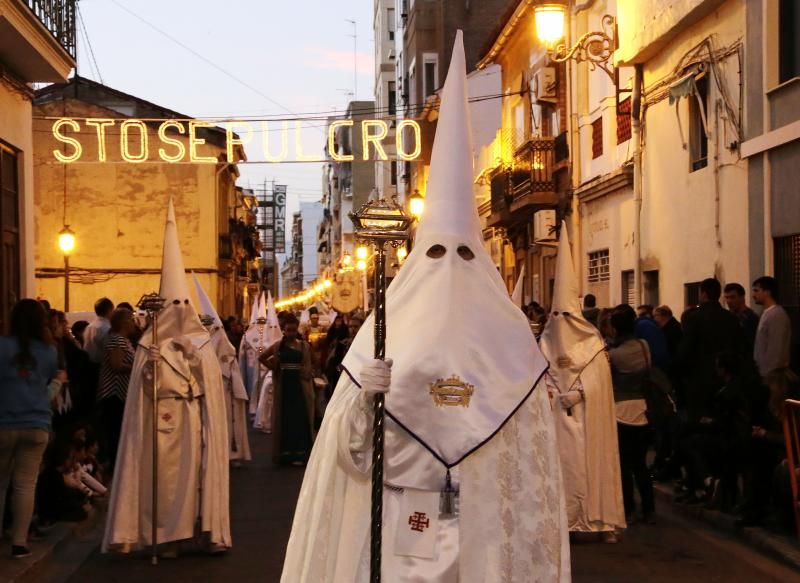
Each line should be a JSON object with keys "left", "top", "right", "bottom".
{"left": 752, "top": 276, "right": 793, "bottom": 416}
{"left": 84, "top": 297, "right": 114, "bottom": 364}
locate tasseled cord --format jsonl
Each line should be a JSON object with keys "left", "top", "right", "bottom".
{"left": 440, "top": 469, "right": 457, "bottom": 517}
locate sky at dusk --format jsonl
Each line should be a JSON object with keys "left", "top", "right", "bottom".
{"left": 77, "top": 0, "right": 377, "bottom": 241}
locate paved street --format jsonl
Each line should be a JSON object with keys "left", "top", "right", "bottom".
{"left": 26, "top": 429, "right": 795, "bottom": 582}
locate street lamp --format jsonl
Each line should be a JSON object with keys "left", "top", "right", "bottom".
{"left": 349, "top": 197, "right": 412, "bottom": 582}
{"left": 408, "top": 189, "right": 425, "bottom": 220}
{"left": 58, "top": 225, "right": 76, "bottom": 311}
{"left": 533, "top": 2, "right": 617, "bottom": 82}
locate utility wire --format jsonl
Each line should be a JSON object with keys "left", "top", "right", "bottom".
{"left": 108, "top": 0, "right": 298, "bottom": 119}
{"left": 76, "top": 5, "right": 103, "bottom": 83}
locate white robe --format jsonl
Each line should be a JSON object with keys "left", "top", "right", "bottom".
{"left": 544, "top": 355, "right": 625, "bottom": 532}
{"left": 239, "top": 325, "right": 271, "bottom": 415}
{"left": 210, "top": 329, "right": 251, "bottom": 462}
{"left": 280, "top": 377, "right": 570, "bottom": 582}
{"left": 102, "top": 335, "right": 231, "bottom": 550}
{"left": 253, "top": 371, "right": 274, "bottom": 432}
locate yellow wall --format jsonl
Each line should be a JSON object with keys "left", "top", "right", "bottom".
{"left": 0, "top": 82, "right": 36, "bottom": 298}
{"left": 33, "top": 99, "right": 226, "bottom": 314}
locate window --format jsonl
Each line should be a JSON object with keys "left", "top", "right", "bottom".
{"left": 512, "top": 100, "right": 526, "bottom": 149}
{"left": 643, "top": 270, "right": 659, "bottom": 306}
{"left": 617, "top": 98, "right": 632, "bottom": 144}
{"left": 387, "top": 8, "right": 395, "bottom": 41}
{"left": 388, "top": 81, "right": 396, "bottom": 115}
{"left": 390, "top": 161, "right": 397, "bottom": 186}
{"left": 423, "top": 53, "right": 438, "bottom": 99}
{"left": 775, "top": 234, "right": 800, "bottom": 371}
{"left": 780, "top": 0, "right": 800, "bottom": 82}
{"left": 592, "top": 117, "right": 603, "bottom": 159}
{"left": 621, "top": 270, "right": 635, "bottom": 305}
{"left": 684, "top": 281, "right": 702, "bottom": 308}
{"left": 587, "top": 250, "right": 610, "bottom": 283}
{"left": 0, "top": 143, "right": 20, "bottom": 334}
{"left": 689, "top": 75, "right": 709, "bottom": 171}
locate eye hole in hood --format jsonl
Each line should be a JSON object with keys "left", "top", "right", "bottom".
{"left": 426, "top": 244, "right": 447, "bottom": 259}
{"left": 457, "top": 245, "right": 475, "bottom": 260}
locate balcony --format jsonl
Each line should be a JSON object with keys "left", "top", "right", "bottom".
{"left": 26, "top": 0, "right": 76, "bottom": 57}
{"left": 486, "top": 137, "right": 558, "bottom": 227}
{"left": 0, "top": 0, "right": 76, "bottom": 82}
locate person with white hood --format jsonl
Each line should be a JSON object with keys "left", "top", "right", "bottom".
{"left": 280, "top": 32, "right": 569, "bottom": 583}
{"left": 103, "top": 199, "right": 231, "bottom": 557}
{"left": 539, "top": 223, "right": 626, "bottom": 542}
{"left": 239, "top": 293, "right": 270, "bottom": 414}
{"left": 254, "top": 291, "right": 282, "bottom": 433}
{"left": 193, "top": 274, "right": 252, "bottom": 464}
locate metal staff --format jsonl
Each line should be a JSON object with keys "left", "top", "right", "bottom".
{"left": 350, "top": 198, "right": 412, "bottom": 583}
{"left": 137, "top": 293, "right": 166, "bottom": 566}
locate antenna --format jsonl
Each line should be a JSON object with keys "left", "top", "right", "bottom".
{"left": 345, "top": 19, "right": 357, "bottom": 100}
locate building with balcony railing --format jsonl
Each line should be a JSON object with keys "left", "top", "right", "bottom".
{"left": 477, "top": 3, "right": 570, "bottom": 307}
{"left": 0, "top": 0, "right": 76, "bottom": 330}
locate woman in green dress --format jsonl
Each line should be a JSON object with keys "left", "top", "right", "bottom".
{"left": 260, "top": 314, "right": 315, "bottom": 464}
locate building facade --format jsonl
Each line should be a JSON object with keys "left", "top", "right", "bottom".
{"left": 393, "top": 0, "right": 518, "bottom": 205}
{"left": 318, "top": 102, "right": 377, "bottom": 279}
{"left": 32, "top": 77, "right": 254, "bottom": 317}
{"left": 742, "top": 0, "right": 800, "bottom": 367}
{"left": 0, "top": 0, "right": 75, "bottom": 330}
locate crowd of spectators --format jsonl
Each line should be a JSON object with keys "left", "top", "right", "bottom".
{"left": 589, "top": 276, "right": 797, "bottom": 534}
{"left": 0, "top": 296, "right": 139, "bottom": 558}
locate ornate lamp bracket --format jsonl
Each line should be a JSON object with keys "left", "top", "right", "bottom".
{"left": 549, "top": 14, "right": 615, "bottom": 81}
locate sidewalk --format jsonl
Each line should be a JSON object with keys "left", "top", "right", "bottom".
{"left": 0, "top": 505, "right": 104, "bottom": 583}
{"left": 654, "top": 483, "right": 800, "bottom": 572}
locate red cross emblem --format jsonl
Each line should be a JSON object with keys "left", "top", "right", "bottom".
{"left": 408, "top": 512, "right": 430, "bottom": 533}
{"left": 162, "top": 413, "right": 172, "bottom": 422}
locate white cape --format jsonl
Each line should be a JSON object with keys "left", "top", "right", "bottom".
{"left": 103, "top": 332, "right": 231, "bottom": 550}
{"left": 280, "top": 376, "right": 570, "bottom": 582}
{"left": 210, "top": 327, "right": 251, "bottom": 461}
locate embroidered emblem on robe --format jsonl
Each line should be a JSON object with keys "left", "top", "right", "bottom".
{"left": 429, "top": 375, "right": 474, "bottom": 408}
{"left": 408, "top": 512, "right": 430, "bottom": 532}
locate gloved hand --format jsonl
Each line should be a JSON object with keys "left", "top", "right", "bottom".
{"left": 360, "top": 358, "right": 393, "bottom": 398}
{"left": 558, "top": 390, "right": 583, "bottom": 409}
{"left": 146, "top": 345, "right": 162, "bottom": 362}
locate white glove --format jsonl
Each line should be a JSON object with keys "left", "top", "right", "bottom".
{"left": 558, "top": 390, "right": 583, "bottom": 409}
{"left": 146, "top": 345, "right": 162, "bottom": 362}
{"left": 360, "top": 358, "right": 393, "bottom": 398}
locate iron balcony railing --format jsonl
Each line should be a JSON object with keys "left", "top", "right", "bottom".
{"left": 24, "top": 0, "right": 77, "bottom": 58}
{"left": 510, "top": 137, "right": 556, "bottom": 200}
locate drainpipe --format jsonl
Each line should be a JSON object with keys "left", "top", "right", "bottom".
{"left": 632, "top": 64, "right": 643, "bottom": 306}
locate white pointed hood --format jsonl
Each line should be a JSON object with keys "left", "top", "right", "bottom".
{"left": 511, "top": 267, "right": 525, "bottom": 308}
{"left": 265, "top": 291, "right": 282, "bottom": 344}
{"left": 540, "top": 222, "right": 605, "bottom": 392}
{"left": 139, "top": 198, "right": 208, "bottom": 352}
{"left": 248, "top": 294, "right": 259, "bottom": 325}
{"left": 193, "top": 272, "right": 222, "bottom": 328}
{"left": 243, "top": 290, "right": 270, "bottom": 348}
{"left": 342, "top": 31, "right": 548, "bottom": 468}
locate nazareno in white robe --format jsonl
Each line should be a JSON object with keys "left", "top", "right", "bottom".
{"left": 539, "top": 221, "right": 625, "bottom": 533}
{"left": 102, "top": 329, "right": 231, "bottom": 550}
{"left": 210, "top": 327, "right": 251, "bottom": 462}
{"left": 239, "top": 324, "right": 270, "bottom": 414}
{"left": 280, "top": 373, "right": 569, "bottom": 582}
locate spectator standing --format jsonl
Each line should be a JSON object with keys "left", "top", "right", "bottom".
{"left": 97, "top": 308, "right": 136, "bottom": 468}
{"left": 582, "top": 294, "right": 601, "bottom": 328}
{"left": 83, "top": 298, "right": 114, "bottom": 364}
{"left": 635, "top": 306, "right": 670, "bottom": 371}
{"left": 724, "top": 283, "right": 760, "bottom": 351}
{"left": 752, "top": 276, "right": 793, "bottom": 417}
{"left": 678, "top": 278, "right": 744, "bottom": 424}
{"left": 608, "top": 305, "right": 655, "bottom": 524}
{"left": 0, "top": 300, "right": 64, "bottom": 558}
{"left": 653, "top": 305, "right": 683, "bottom": 363}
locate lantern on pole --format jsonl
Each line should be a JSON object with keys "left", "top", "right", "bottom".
{"left": 349, "top": 197, "right": 412, "bottom": 582}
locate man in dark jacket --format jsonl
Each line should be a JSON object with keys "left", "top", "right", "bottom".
{"left": 678, "top": 278, "right": 745, "bottom": 423}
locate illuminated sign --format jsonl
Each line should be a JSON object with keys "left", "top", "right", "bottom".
{"left": 50, "top": 118, "right": 422, "bottom": 164}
